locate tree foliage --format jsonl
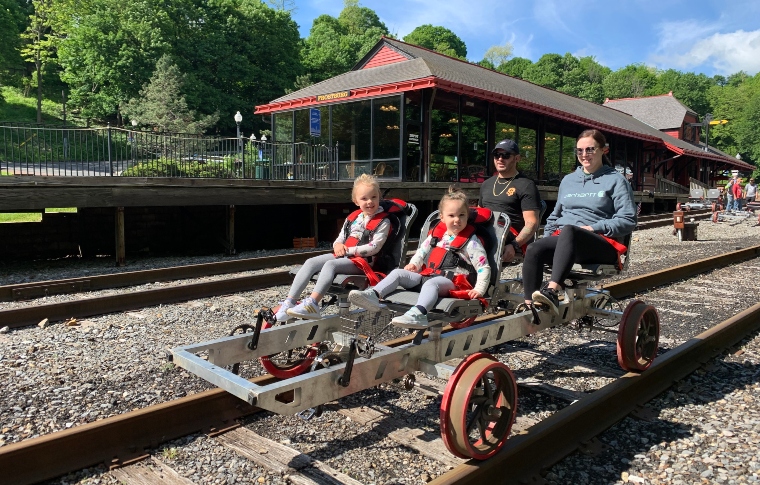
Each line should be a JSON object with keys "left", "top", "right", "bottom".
{"left": 0, "top": 0, "right": 26, "bottom": 86}
{"left": 122, "top": 55, "right": 217, "bottom": 134}
{"left": 403, "top": 24, "right": 467, "bottom": 59}
{"left": 301, "top": 0, "right": 389, "bottom": 84}
{"left": 481, "top": 43, "right": 513, "bottom": 68}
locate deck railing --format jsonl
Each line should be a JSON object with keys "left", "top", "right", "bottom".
{"left": 0, "top": 124, "right": 338, "bottom": 180}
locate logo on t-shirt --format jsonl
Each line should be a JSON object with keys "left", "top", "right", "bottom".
{"left": 507, "top": 188, "right": 516, "bottom": 196}
{"left": 598, "top": 191, "right": 605, "bottom": 197}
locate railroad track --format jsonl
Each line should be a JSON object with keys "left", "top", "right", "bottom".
{"left": 2, "top": 247, "right": 759, "bottom": 485}
{"left": 0, "top": 213, "right": 740, "bottom": 331}
{"left": 0, "top": 210, "right": 702, "bottom": 307}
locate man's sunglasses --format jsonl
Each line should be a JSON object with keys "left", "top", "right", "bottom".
{"left": 493, "top": 152, "right": 514, "bottom": 160}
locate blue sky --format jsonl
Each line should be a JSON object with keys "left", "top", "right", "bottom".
{"left": 291, "top": 0, "right": 760, "bottom": 77}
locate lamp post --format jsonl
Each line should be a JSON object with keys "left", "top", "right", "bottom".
{"left": 234, "top": 111, "right": 243, "bottom": 176}
{"left": 130, "top": 119, "right": 138, "bottom": 166}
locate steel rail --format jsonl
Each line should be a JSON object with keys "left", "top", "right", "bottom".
{"left": 0, "top": 251, "right": 330, "bottom": 302}
{"left": 1, "top": 271, "right": 292, "bottom": 329}
{"left": 2, "top": 267, "right": 758, "bottom": 484}
{"left": 430, "top": 301, "right": 760, "bottom": 485}
{"left": 607, "top": 244, "right": 760, "bottom": 299}
{"left": 3, "top": 243, "right": 757, "bottom": 331}
{"left": 0, "top": 312, "right": 502, "bottom": 485}
{"left": 0, "top": 211, "right": 687, "bottom": 303}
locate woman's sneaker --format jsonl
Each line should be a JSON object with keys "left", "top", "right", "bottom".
{"left": 286, "top": 297, "right": 322, "bottom": 320}
{"left": 391, "top": 307, "right": 429, "bottom": 329}
{"left": 348, "top": 289, "right": 385, "bottom": 311}
{"left": 273, "top": 300, "right": 295, "bottom": 322}
{"left": 532, "top": 286, "right": 559, "bottom": 316}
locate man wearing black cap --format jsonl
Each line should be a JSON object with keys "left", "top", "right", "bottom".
{"left": 479, "top": 139, "right": 542, "bottom": 262}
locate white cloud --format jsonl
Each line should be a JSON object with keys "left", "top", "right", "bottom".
{"left": 651, "top": 19, "right": 760, "bottom": 75}
{"left": 669, "top": 30, "right": 760, "bottom": 75}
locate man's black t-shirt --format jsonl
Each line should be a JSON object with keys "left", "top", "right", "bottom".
{"left": 479, "top": 173, "right": 541, "bottom": 231}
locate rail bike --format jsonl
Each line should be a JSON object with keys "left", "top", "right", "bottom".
{"left": 170, "top": 202, "right": 660, "bottom": 460}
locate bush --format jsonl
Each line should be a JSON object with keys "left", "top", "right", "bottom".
{"left": 121, "top": 157, "right": 238, "bottom": 178}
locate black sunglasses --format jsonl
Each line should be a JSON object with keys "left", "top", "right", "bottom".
{"left": 493, "top": 152, "right": 514, "bottom": 160}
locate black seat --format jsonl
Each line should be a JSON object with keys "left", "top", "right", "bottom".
{"left": 382, "top": 208, "right": 510, "bottom": 324}
{"left": 290, "top": 201, "right": 418, "bottom": 292}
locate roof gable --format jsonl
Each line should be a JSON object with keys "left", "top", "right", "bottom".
{"left": 603, "top": 93, "right": 698, "bottom": 130}
{"left": 359, "top": 44, "right": 412, "bottom": 70}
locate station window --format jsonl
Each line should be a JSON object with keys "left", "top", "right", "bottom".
{"left": 543, "top": 132, "right": 561, "bottom": 185}
{"left": 518, "top": 127, "right": 537, "bottom": 180}
{"left": 333, "top": 101, "right": 371, "bottom": 178}
{"left": 273, "top": 112, "right": 293, "bottom": 143}
{"left": 372, "top": 95, "right": 401, "bottom": 178}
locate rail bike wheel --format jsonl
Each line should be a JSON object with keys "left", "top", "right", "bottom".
{"left": 449, "top": 317, "right": 476, "bottom": 329}
{"left": 440, "top": 352, "right": 517, "bottom": 460}
{"left": 616, "top": 300, "right": 660, "bottom": 372}
{"left": 226, "top": 324, "right": 256, "bottom": 376}
{"left": 259, "top": 305, "right": 319, "bottom": 379}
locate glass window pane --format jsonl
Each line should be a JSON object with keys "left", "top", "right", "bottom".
{"left": 460, "top": 115, "right": 487, "bottom": 183}
{"left": 373, "top": 96, "right": 401, "bottom": 162}
{"left": 332, "top": 101, "right": 371, "bottom": 164}
{"left": 273, "top": 112, "right": 292, "bottom": 143}
{"left": 430, "top": 108, "right": 458, "bottom": 182}
{"left": 543, "top": 133, "right": 561, "bottom": 185}
{"left": 518, "top": 127, "right": 537, "bottom": 180}
{"left": 562, "top": 135, "right": 577, "bottom": 177}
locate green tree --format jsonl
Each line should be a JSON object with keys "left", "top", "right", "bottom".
{"left": 603, "top": 64, "right": 657, "bottom": 100}
{"left": 481, "top": 43, "right": 513, "bottom": 68}
{"left": 301, "top": 0, "right": 389, "bottom": 84}
{"left": 497, "top": 57, "right": 532, "bottom": 78}
{"left": 20, "top": 0, "right": 57, "bottom": 122}
{"left": 403, "top": 24, "right": 467, "bottom": 59}
{"left": 122, "top": 55, "right": 217, "bottom": 134}
{"left": 648, "top": 69, "right": 714, "bottom": 115}
{"left": 0, "top": 0, "right": 27, "bottom": 88}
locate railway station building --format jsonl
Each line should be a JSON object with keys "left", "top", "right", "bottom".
{"left": 255, "top": 37, "right": 753, "bottom": 191}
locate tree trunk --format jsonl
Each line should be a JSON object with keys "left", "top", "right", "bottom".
{"left": 36, "top": 57, "right": 42, "bottom": 124}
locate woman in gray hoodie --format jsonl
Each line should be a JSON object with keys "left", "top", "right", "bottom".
{"left": 524, "top": 129, "right": 636, "bottom": 315}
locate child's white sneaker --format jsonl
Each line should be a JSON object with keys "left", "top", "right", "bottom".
{"left": 273, "top": 299, "right": 295, "bottom": 322}
{"left": 286, "top": 297, "right": 322, "bottom": 320}
{"left": 348, "top": 289, "right": 385, "bottom": 311}
{"left": 391, "top": 307, "right": 429, "bottom": 329}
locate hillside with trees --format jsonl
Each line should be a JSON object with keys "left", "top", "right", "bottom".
{"left": 0, "top": 0, "right": 757, "bottom": 174}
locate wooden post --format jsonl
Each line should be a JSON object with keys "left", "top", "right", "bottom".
{"left": 226, "top": 205, "right": 236, "bottom": 255}
{"left": 311, "top": 203, "right": 319, "bottom": 243}
{"left": 115, "top": 207, "right": 125, "bottom": 267}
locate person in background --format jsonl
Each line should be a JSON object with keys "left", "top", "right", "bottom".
{"left": 478, "top": 139, "right": 542, "bottom": 263}
{"left": 732, "top": 177, "right": 744, "bottom": 212}
{"left": 744, "top": 178, "right": 757, "bottom": 205}
{"left": 725, "top": 178, "right": 735, "bottom": 212}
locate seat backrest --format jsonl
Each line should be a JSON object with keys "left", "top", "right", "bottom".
{"left": 706, "top": 188, "right": 721, "bottom": 200}
{"left": 419, "top": 207, "right": 510, "bottom": 289}
{"left": 371, "top": 199, "right": 417, "bottom": 274}
{"left": 690, "top": 188, "right": 705, "bottom": 200}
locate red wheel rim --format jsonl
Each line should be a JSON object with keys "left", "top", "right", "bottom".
{"left": 259, "top": 305, "right": 319, "bottom": 379}
{"left": 617, "top": 300, "right": 660, "bottom": 372}
{"left": 440, "top": 353, "right": 517, "bottom": 460}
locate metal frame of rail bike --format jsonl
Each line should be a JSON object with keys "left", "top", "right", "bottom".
{"left": 170, "top": 214, "right": 660, "bottom": 460}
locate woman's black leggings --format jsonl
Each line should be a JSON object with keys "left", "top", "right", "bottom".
{"left": 522, "top": 225, "right": 619, "bottom": 299}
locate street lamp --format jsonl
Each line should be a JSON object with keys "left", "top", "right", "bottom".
{"left": 130, "top": 119, "right": 138, "bottom": 165}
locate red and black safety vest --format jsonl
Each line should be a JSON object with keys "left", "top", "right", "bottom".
{"left": 419, "top": 207, "right": 492, "bottom": 284}
{"left": 343, "top": 198, "right": 409, "bottom": 248}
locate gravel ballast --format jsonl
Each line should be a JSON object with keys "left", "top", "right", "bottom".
{"left": 0, "top": 220, "right": 758, "bottom": 484}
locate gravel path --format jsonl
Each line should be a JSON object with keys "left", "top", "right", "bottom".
{"left": 0, "top": 219, "right": 757, "bottom": 485}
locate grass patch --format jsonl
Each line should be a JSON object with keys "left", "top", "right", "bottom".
{"left": 46, "top": 207, "right": 77, "bottom": 213}
{"left": 0, "top": 208, "right": 77, "bottom": 223}
{"left": 0, "top": 212, "right": 42, "bottom": 223}
{"left": 0, "top": 86, "right": 66, "bottom": 124}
